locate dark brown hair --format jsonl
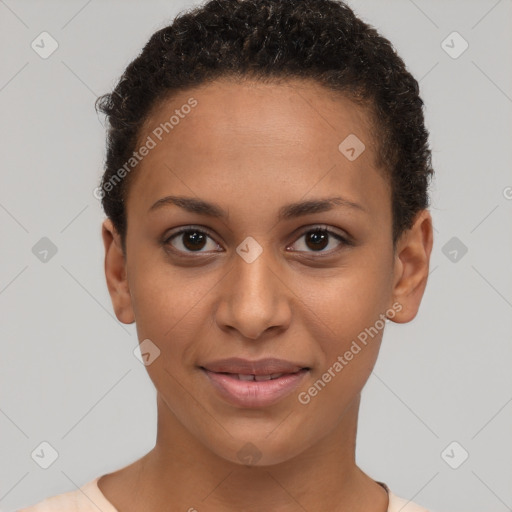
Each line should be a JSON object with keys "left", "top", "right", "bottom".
{"left": 95, "top": 0, "right": 433, "bottom": 252}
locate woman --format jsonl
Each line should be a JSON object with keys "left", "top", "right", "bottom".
{"left": 20, "top": 0, "right": 434, "bottom": 510}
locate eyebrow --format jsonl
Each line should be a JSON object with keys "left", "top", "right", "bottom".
{"left": 148, "top": 195, "right": 366, "bottom": 220}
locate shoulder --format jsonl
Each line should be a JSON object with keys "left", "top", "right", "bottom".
{"left": 17, "top": 488, "right": 85, "bottom": 512}
{"left": 16, "top": 477, "right": 118, "bottom": 512}
{"left": 387, "top": 489, "right": 433, "bottom": 512}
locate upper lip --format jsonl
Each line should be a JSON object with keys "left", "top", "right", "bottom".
{"left": 200, "top": 357, "right": 309, "bottom": 376}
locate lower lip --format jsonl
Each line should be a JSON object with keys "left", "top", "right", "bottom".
{"left": 201, "top": 368, "right": 309, "bottom": 408}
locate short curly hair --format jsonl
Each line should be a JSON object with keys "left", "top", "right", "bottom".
{"left": 95, "top": 0, "right": 433, "bottom": 253}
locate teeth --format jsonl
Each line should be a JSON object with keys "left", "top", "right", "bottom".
{"left": 236, "top": 373, "right": 285, "bottom": 381}
{"left": 238, "top": 374, "right": 255, "bottom": 381}
{"left": 254, "top": 374, "right": 272, "bottom": 381}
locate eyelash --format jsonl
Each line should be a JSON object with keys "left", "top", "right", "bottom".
{"left": 162, "top": 224, "right": 352, "bottom": 257}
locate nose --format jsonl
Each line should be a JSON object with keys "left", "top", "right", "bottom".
{"left": 214, "top": 249, "right": 292, "bottom": 341}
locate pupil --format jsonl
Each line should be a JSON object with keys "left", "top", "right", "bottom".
{"left": 180, "top": 229, "right": 330, "bottom": 252}
{"left": 183, "top": 230, "right": 206, "bottom": 251}
{"left": 307, "top": 230, "right": 328, "bottom": 251}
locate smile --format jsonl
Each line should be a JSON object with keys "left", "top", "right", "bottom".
{"left": 200, "top": 365, "right": 310, "bottom": 408}
{"left": 224, "top": 372, "right": 286, "bottom": 381}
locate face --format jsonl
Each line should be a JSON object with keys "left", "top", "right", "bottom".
{"left": 102, "top": 78, "right": 432, "bottom": 467}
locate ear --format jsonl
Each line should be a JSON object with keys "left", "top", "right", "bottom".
{"left": 390, "top": 209, "right": 434, "bottom": 323}
{"left": 102, "top": 218, "right": 135, "bottom": 324}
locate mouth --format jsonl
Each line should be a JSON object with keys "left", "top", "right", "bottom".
{"left": 209, "top": 372, "right": 295, "bottom": 381}
{"left": 199, "top": 358, "right": 310, "bottom": 408}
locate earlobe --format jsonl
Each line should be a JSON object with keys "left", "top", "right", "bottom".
{"left": 390, "top": 210, "right": 434, "bottom": 324}
{"left": 102, "top": 219, "right": 135, "bottom": 324}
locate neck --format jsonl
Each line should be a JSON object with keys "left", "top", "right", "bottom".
{"left": 126, "top": 392, "right": 388, "bottom": 511}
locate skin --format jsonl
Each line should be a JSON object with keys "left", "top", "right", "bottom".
{"left": 100, "top": 78, "right": 433, "bottom": 511}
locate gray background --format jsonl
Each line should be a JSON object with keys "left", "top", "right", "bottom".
{"left": 1, "top": 0, "right": 511, "bottom": 511}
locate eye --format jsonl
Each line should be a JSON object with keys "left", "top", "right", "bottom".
{"left": 164, "top": 226, "right": 221, "bottom": 254}
{"left": 288, "top": 226, "right": 351, "bottom": 254}
{"left": 163, "top": 224, "right": 351, "bottom": 257}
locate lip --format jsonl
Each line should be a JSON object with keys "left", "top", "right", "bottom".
{"left": 200, "top": 358, "right": 310, "bottom": 408}
{"left": 201, "top": 357, "right": 308, "bottom": 375}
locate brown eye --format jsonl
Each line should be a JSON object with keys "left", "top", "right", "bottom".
{"left": 305, "top": 229, "right": 329, "bottom": 251}
{"left": 163, "top": 224, "right": 350, "bottom": 258}
{"left": 289, "top": 227, "right": 349, "bottom": 254}
{"left": 165, "top": 228, "right": 220, "bottom": 254}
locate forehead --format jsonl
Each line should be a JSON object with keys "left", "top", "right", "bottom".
{"left": 142, "top": 77, "right": 375, "bottom": 158}
{"left": 127, "top": 78, "right": 389, "bottom": 222}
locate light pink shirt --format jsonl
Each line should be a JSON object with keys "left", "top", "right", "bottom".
{"left": 17, "top": 477, "right": 432, "bottom": 511}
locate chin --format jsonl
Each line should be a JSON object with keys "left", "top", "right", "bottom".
{"left": 206, "top": 432, "right": 309, "bottom": 468}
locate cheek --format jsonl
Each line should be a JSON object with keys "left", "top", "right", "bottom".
{"left": 129, "top": 259, "right": 205, "bottom": 332}
{"left": 127, "top": 260, "right": 223, "bottom": 376}
{"left": 305, "top": 276, "right": 387, "bottom": 385}
{"left": 302, "top": 259, "right": 392, "bottom": 333}
{"left": 297, "top": 257, "right": 392, "bottom": 392}
{"left": 295, "top": 275, "right": 389, "bottom": 437}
